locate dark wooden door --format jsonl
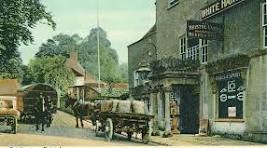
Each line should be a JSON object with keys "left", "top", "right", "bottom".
{"left": 179, "top": 85, "right": 199, "bottom": 134}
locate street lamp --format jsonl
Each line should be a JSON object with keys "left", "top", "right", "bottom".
{"left": 136, "top": 64, "right": 151, "bottom": 85}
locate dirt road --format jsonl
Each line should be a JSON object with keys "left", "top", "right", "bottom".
{"left": 0, "top": 111, "right": 155, "bottom": 146}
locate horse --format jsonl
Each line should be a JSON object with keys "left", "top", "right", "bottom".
{"left": 65, "top": 95, "right": 96, "bottom": 128}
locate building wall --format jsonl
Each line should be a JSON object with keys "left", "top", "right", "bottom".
{"left": 75, "top": 76, "right": 85, "bottom": 86}
{"left": 245, "top": 55, "right": 267, "bottom": 132}
{"left": 207, "top": 0, "right": 261, "bottom": 62}
{"left": 156, "top": 0, "right": 207, "bottom": 59}
{"left": 128, "top": 32, "right": 156, "bottom": 90}
{"left": 129, "top": 0, "right": 267, "bottom": 141}
{"left": 198, "top": 0, "right": 266, "bottom": 137}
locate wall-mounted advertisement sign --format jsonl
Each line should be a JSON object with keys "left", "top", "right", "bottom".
{"left": 187, "top": 20, "right": 223, "bottom": 41}
{"left": 201, "top": 0, "right": 246, "bottom": 20}
{"left": 215, "top": 70, "right": 244, "bottom": 118}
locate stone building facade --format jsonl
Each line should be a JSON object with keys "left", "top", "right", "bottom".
{"left": 128, "top": 0, "right": 267, "bottom": 143}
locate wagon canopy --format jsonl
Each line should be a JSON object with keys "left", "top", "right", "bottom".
{"left": 17, "top": 83, "right": 57, "bottom": 112}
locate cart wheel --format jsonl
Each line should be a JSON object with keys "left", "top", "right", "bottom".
{"left": 95, "top": 120, "right": 101, "bottom": 136}
{"left": 142, "top": 132, "right": 150, "bottom": 144}
{"left": 127, "top": 132, "right": 133, "bottom": 141}
{"left": 105, "top": 118, "right": 113, "bottom": 141}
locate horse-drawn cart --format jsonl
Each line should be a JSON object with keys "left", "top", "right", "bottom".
{"left": 94, "top": 100, "right": 154, "bottom": 143}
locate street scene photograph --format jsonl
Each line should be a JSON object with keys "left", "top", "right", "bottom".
{"left": 0, "top": 0, "right": 267, "bottom": 146}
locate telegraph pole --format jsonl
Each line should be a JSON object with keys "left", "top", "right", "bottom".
{"left": 97, "top": 0, "right": 101, "bottom": 92}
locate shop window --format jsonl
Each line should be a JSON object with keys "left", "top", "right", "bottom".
{"left": 262, "top": 2, "right": 267, "bottom": 48}
{"left": 216, "top": 71, "right": 244, "bottom": 119}
{"left": 168, "top": 0, "right": 179, "bottom": 9}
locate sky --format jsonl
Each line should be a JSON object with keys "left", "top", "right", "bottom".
{"left": 19, "top": 0, "right": 156, "bottom": 64}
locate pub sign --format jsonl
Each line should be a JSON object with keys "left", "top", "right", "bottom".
{"left": 215, "top": 70, "right": 245, "bottom": 118}
{"left": 187, "top": 20, "right": 223, "bottom": 41}
{"left": 201, "top": 0, "right": 246, "bottom": 20}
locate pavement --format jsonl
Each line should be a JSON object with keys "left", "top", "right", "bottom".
{"left": 149, "top": 133, "right": 265, "bottom": 146}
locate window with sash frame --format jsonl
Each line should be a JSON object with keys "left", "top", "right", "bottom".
{"left": 179, "top": 36, "right": 208, "bottom": 63}
{"left": 180, "top": 36, "right": 186, "bottom": 60}
{"left": 200, "top": 39, "right": 208, "bottom": 63}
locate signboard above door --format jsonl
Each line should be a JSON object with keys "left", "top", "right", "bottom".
{"left": 201, "top": 0, "right": 246, "bottom": 20}
{"left": 187, "top": 20, "right": 224, "bottom": 41}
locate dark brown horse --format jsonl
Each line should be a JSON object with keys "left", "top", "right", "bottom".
{"left": 65, "top": 95, "right": 96, "bottom": 128}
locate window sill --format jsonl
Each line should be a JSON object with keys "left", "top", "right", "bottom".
{"left": 214, "top": 118, "right": 245, "bottom": 122}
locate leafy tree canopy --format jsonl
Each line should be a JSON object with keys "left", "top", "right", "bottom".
{"left": 35, "top": 33, "right": 80, "bottom": 58}
{"left": 0, "top": 0, "right": 56, "bottom": 79}
{"left": 77, "top": 27, "right": 120, "bottom": 82}
{"left": 28, "top": 56, "right": 75, "bottom": 94}
{"left": 34, "top": 27, "right": 128, "bottom": 84}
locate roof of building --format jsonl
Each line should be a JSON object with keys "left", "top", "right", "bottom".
{"left": 128, "top": 24, "right": 156, "bottom": 47}
{"left": 65, "top": 52, "right": 85, "bottom": 76}
{"left": 19, "top": 83, "right": 56, "bottom": 92}
{"left": 0, "top": 79, "right": 19, "bottom": 96}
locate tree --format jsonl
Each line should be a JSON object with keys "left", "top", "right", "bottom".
{"left": 35, "top": 34, "right": 80, "bottom": 58}
{"left": 21, "top": 65, "right": 34, "bottom": 85}
{"left": 0, "top": 0, "right": 55, "bottom": 78}
{"left": 0, "top": 56, "right": 24, "bottom": 80}
{"left": 77, "top": 27, "right": 121, "bottom": 82}
{"left": 29, "top": 56, "right": 75, "bottom": 94}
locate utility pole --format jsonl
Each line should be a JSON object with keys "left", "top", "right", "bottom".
{"left": 97, "top": 0, "right": 101, "bottom": 92}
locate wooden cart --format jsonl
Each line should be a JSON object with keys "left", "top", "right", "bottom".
{"left": 0, "top": 110, "right": 19, "bottom": 134}
{"left": 94, "top": 111, "right": 154, "bottom": 143}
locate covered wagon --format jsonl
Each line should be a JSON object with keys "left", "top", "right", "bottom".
{"left": 17, "top": 83, "right": 58, "bottom": 121}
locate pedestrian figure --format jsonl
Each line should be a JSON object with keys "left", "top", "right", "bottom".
{"left": 34, "top": 93, "right": 54, "bottom": 132}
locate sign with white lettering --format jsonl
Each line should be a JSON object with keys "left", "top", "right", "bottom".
{"left": 201, "top": 0, "right": 246, "bottom": 20}
{"left": 216, "top": 70, "right": 244, "bottom": 118}
{"left": 187, "top": 20, "right": 223, "bottom": 41}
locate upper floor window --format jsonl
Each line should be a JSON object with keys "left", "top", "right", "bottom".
{"left": 200, "top": 40, "right": 208, "bottom": 64}
{"left": 262, "top": 2, "right": 267, "bottom": 48}
{"left": 168, "top": 0, "right": 179, "bottom": 9}
{"left": 187, "top": 38, "right": 199, "bottom": 61}
{"left": 179, "top": 36, "right": 208, "bottom": 64}
{"left": 180, "top": 36, "right": 186, "bottom": 60}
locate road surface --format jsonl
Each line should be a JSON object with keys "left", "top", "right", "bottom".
{"left": 0, "top": 111, "right": 155, "bottom": 146}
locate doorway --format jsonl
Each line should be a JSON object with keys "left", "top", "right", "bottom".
{"left": 179, "top": 85, "right": 199, "bottom": 134}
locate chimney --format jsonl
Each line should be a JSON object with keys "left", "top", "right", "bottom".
{"left": 70, "top": 51, "right": 78, "bottom": 62}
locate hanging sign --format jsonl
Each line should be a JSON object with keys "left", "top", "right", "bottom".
{"left": 187, "top": 20, "right": 223, "bottom": 41}
{"left": 201, "top": 0, "right": 246, "bottom": 20}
